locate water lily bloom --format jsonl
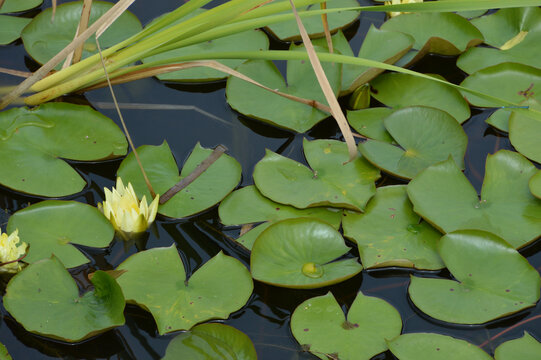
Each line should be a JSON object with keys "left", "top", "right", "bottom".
{"left": 0, "top": 229, "right": 27, "bottom": 274}
{"left": 384, "top": 0, "right": 423, "bottom": 17}
{"left": 98, "top": 177, "right": 159, "bottom": 234}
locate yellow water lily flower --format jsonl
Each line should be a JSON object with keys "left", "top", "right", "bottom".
{"left": 384, "top": 0, "right": 423, "bottom": 18}
{"left": 0, "top": 229, "right": 27, "bottom": 274}
{"left": 98, "top": 177, "right": 159, "bottom": 234}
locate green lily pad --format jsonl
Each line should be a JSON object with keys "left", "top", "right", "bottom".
{"left": 347, "top": 107, "right": 394, "bottom": 143}
{"left": 409, "top": 230, "right": 540, "bottom": 324}
{"left": 486, "top": 108, "right": 511, "bottom": 132}
{"left": 225, "top": 46, "right": 340, "bottom": 132}
{"left": 21, "top": 1, "right": 142, "bottom": 70}
{"left": 219, "top": 185, "right": 342, "bottom": 250}
{"left": 291, "top": 291, "right": 402, "bottom": 360}
{"left": 117, "top": 141, "right": 241, "bottom": 219}
{"left": 509, "top": 99, "right": 541, "bottom": 163}
{"left": 343, "top": 185, "right": 443, "bottom": 270}
{"left": 250, "top": 218, "right": 362, "bottom": 289}
{"left": 495, "top": 332, "right": 541, "bottom": 360}
{"left": 370, "top": 73, "right": 471, "bottom": 123}
{"left": 142, "top": 9, "right": 269, "bottom": 82}
{"left": 4, "top": 257, "right": 125, "bottom": 342}
{"left": 264, "top": 0, "right": 360, "bottom": 42}
{"left": 0, "top": 103, "right": 127, "bottom": 197}
{"left": 0, "top": 0, "right": 42, "bottom": 13}
{"left": 358, "top": 106, "right": 467, "bottom": 179}
{"left": 529, "top": 171, "right": 541, "bottom": 199}
{"left": 0, "top": 342, "right": 12, "bottom": 360}
{"left": 0, "top": 16, "right": 31, "bottom": 45}
{"left": 116, "top": 246, "right": 253, "bottom": 334}
{"left": 407, "top": 150, "right": 541, "bottom": 249}
{"left": 162, "top": 323, "right": 257, "bottom": 360}
{"left": 388, "top": 333, "right": 493, "bottom": 360}
{"left": 460, "top": 63, "right": 541, "bottom": 107}
{"left": 7, "top": 200, "right": 114, "bottom": 268}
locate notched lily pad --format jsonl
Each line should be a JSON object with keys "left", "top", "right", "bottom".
{"left": 117, "top": 141, "right": 241, "bottom": 219}
{"left": 409, "top": 230, "right": 540, "bottom": 324}
{"left": 4, "top": 257, "right": 125, "bottom": 342}
{"left": 253, "top": 139, "right": 380, "bottom": 212}
{"left": 250, "top": 218, "right": 362, "bottom": 289}
{"left": 0, "top": 102, "right": 127, "bottom": 197}
{"left": 116, "top": 246, "right": 253, "bottom": 334}
{"left": 494, "top": 332, "right": 541, "bottom": 360}
{"left": 343, "top": 185, "right": 443, "bottom": 270}
{"left": 0, "top": 15, "right": 31, "bottom": 45}
{"left": 291, "top": 291, "right": 402, "bottom": 360}
{"left": 347, "top": 107, "right": 394, "bottom": 143}
{"left": 7, "top": 200, "right": 115, "bottom": 268}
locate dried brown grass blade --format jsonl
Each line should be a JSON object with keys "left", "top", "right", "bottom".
{"left": 320, "top": 2, "right": 333, "bottom": 53}
{"left": 0, "top": 0, "right": 5, "bottom": 12}
{"left": 0, "top": 67, "right": 32, "bottom": 78}
{"left": 288, "top": 0, "right": 357, "bottom": 161}
{"left": 51, "top": 0, "right": 57, "bottom": 22}
{"left": 73, "top": 0, "right": 94, "bottom": 65}
{"left": 0, "top": 0, "right": 135, "bottom": 110}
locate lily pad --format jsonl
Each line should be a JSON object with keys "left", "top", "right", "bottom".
{"left": 370, "top": 73, "right": 470, "bottom": 123}
{"left": 6, "top": 200, "right": 114, "bottom": 268}
{"left": 494, "top": 332, "right": 541, "bottom": 360}
{"left": 4, "top": 257, "right": 125, "bottom": 342}
{"left": 291, "top": 291, "right": 402, "bottom": 360}
{"left": 219, "top": 185, "right": 342, "bottom": 250}
{"left": 409, "top": 230, "right": 540, "bottom": 324}
{"left": 529, "top": 171, "right": 541, "bottom": 199}
{"left": 21, "top": 1, "right": 142, "bottom": 70}
{"left": 117, "top": 141, "right": 241, "bottom": 219}
{"left": 253, "top": 139, "right": 380, "bottom": 212}
{"left": 0, "top": 102, "right": 127, "bottom": 197}
{"left": 387, "top": 333, "right": 492, "bottom": 360}
{"left": 358, "top": 106, "right": 467, "bottom": 179}
{"left": 225, "top": 46, "right": 340, "bottom": 132}
{"left": 343, "top": 185, "right": 443, "bottom": 270}
{"left": 264, "top": 0, "right": 360, "bottom": 42}
{"left": 162, "top": 323, "right": 257, "bottom": 360}
{"left": 250, "top": 218, "right": 362, "bottom": 289}
{"left": 509, "top": 99, "right": 541, "bottom": 163}
{"left": 0, "top": 0, "right": 42, "bottom": 13}
{"left": 0, "top": 343, "right": 12, "bottom": 360}
{"left": 347, "top": 107, "right": 394, "bottom": 143}
{"left": 142, "top": 9, "right": 269, "bottom": 82}
{"left": 116, "top": 246, "right": 253, "bottom": 334}
{"left": 407, "top": 150, "right": 541, "bottom": 249}
{"left": 486, "top": 108, "right": 511, "bottom": 132}
{"left": 0, "top": 16, "right": 31, "bottom": 45}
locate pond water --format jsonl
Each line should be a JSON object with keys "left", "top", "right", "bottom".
{"left": 1, "top": 0, "right": 541, "bottom": 359}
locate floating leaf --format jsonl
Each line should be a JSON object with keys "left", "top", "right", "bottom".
{"left": 486, "top": 108, "right": 511, "bottom": 132}
{"left": 494, "top": 332, "right": 541, "bottom": 360}
{"left": 388, "top": 333, "right": 492, "bottom": 360}
{"left": 509, "top": 99, "right": 541, "bottom": 164}
{"left": 219, "top": 185, "right": 342, "bottom": 250}
{"left": 0, "top": 0, "right": 42, "bottom": 13}
{"left": 117, "top": 141, "right": 241, "bottom": 219}
{"left": 7, "top": 200, "right": 114, "bottom": 268}
{"left": 117, "top": 246, "right": 253, "bottom": 334}
{"left": 253, "top": 139, "right": 379, "bottom": 212}
{"left": 264, "top": 0, "right": 360, "bottom": 42}
{"left": 343, "top": 185, "right": 443, "bottom": 270}
{"left": 409, "top": 230, "right": 540, "bottom": 324}
{"left": 0, "top": 342, "right": 12, "bottom": 360}
{"left": 407, "top": 150, "right": 541, "bottom": 248}
{"left": 370, "top": 73, "right": 470, "bottom": 123}
{"left": 0, "top": 103, "right": 127, "bottom": 197}
{"left": 358, "top": 106, "right": 467, "bottom": 179}
{"left": 250, "top": 218, "right": 362, "bottom": 289}
{"left": 163, "top": 323, "right": 257, "bottom": 360}
{"left": 21, "top": 1, "right": 142, "bottom": 70}
{"left": 529, "top": 170, "right": 541, "bottom": 199}
{"left": 4, "top": 257, "right": 125, "bottom": 342}
{"left": 347, "top": 107, "right": 394, "bottom": 143}
{"left": 291, "top": 291, "right": 402, "bottom": 360}
{"left": 0, "top": 16, "right": 31, "bottom": 45}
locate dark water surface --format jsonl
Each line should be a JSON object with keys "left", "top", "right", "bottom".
{"left": 1, "top": 1, "right": 540, "bottom": 359}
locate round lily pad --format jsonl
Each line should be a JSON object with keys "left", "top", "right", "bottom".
{"left": 347, "top": 107, "right": 395, "bottom": 143}
{"left": 264, "top": 0, "right": 360, "bottom": 42}
{"left": 495, "top": 332, "right": 541, "bottom": 360}
{"left": 388, "top": 333, "right": 492, "bottom": 360}
{"left": 250, "top": 218, "right": 362, "bottom": 289}
{"left": 7, "top": 200, "right": 114, "bottom": 268}
{"left": 409, "top": 230, "right": 541, "bottom": 324}
{"left": 0, "top": 0, "right": 42, "bottom": 13}
{"left": 117, "top": 141, "right": 241, "bottom": 219}
{"left": 370, "top": 73, "right": 470, "bottom": 124}
{"left": 116, "top": 246, "right": 253, "bottom": 334}
{"left": 529, "top": 171, "right": 541, "bottom": 199}
{"left": 253, "top": 139, "right": 380, "bottom": 212}
{"left": 291, "top": 291, "right": 402, "bottom": 360}
{"left": 343, "top": 185, "right": 443, "bottom": 270}
{"left": 163, "top": 323, "right": 257, "bottom": 360}
{"left": 0, "top": 15, "right": 31, "bottom": 45}
{"left": 358, "top": 106, "right": 467, "bottom": 179}
{"left": 4, "top": 257, "right": 125, "bottom": 342}
{"left": 407, "top": 150, "right": 541, "bottom": 249}
{"left": 0, "top": 102, "right": 127, "bottom": 197}
{"left": 21, "top": 1, "right": 142, "bottom": 70}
